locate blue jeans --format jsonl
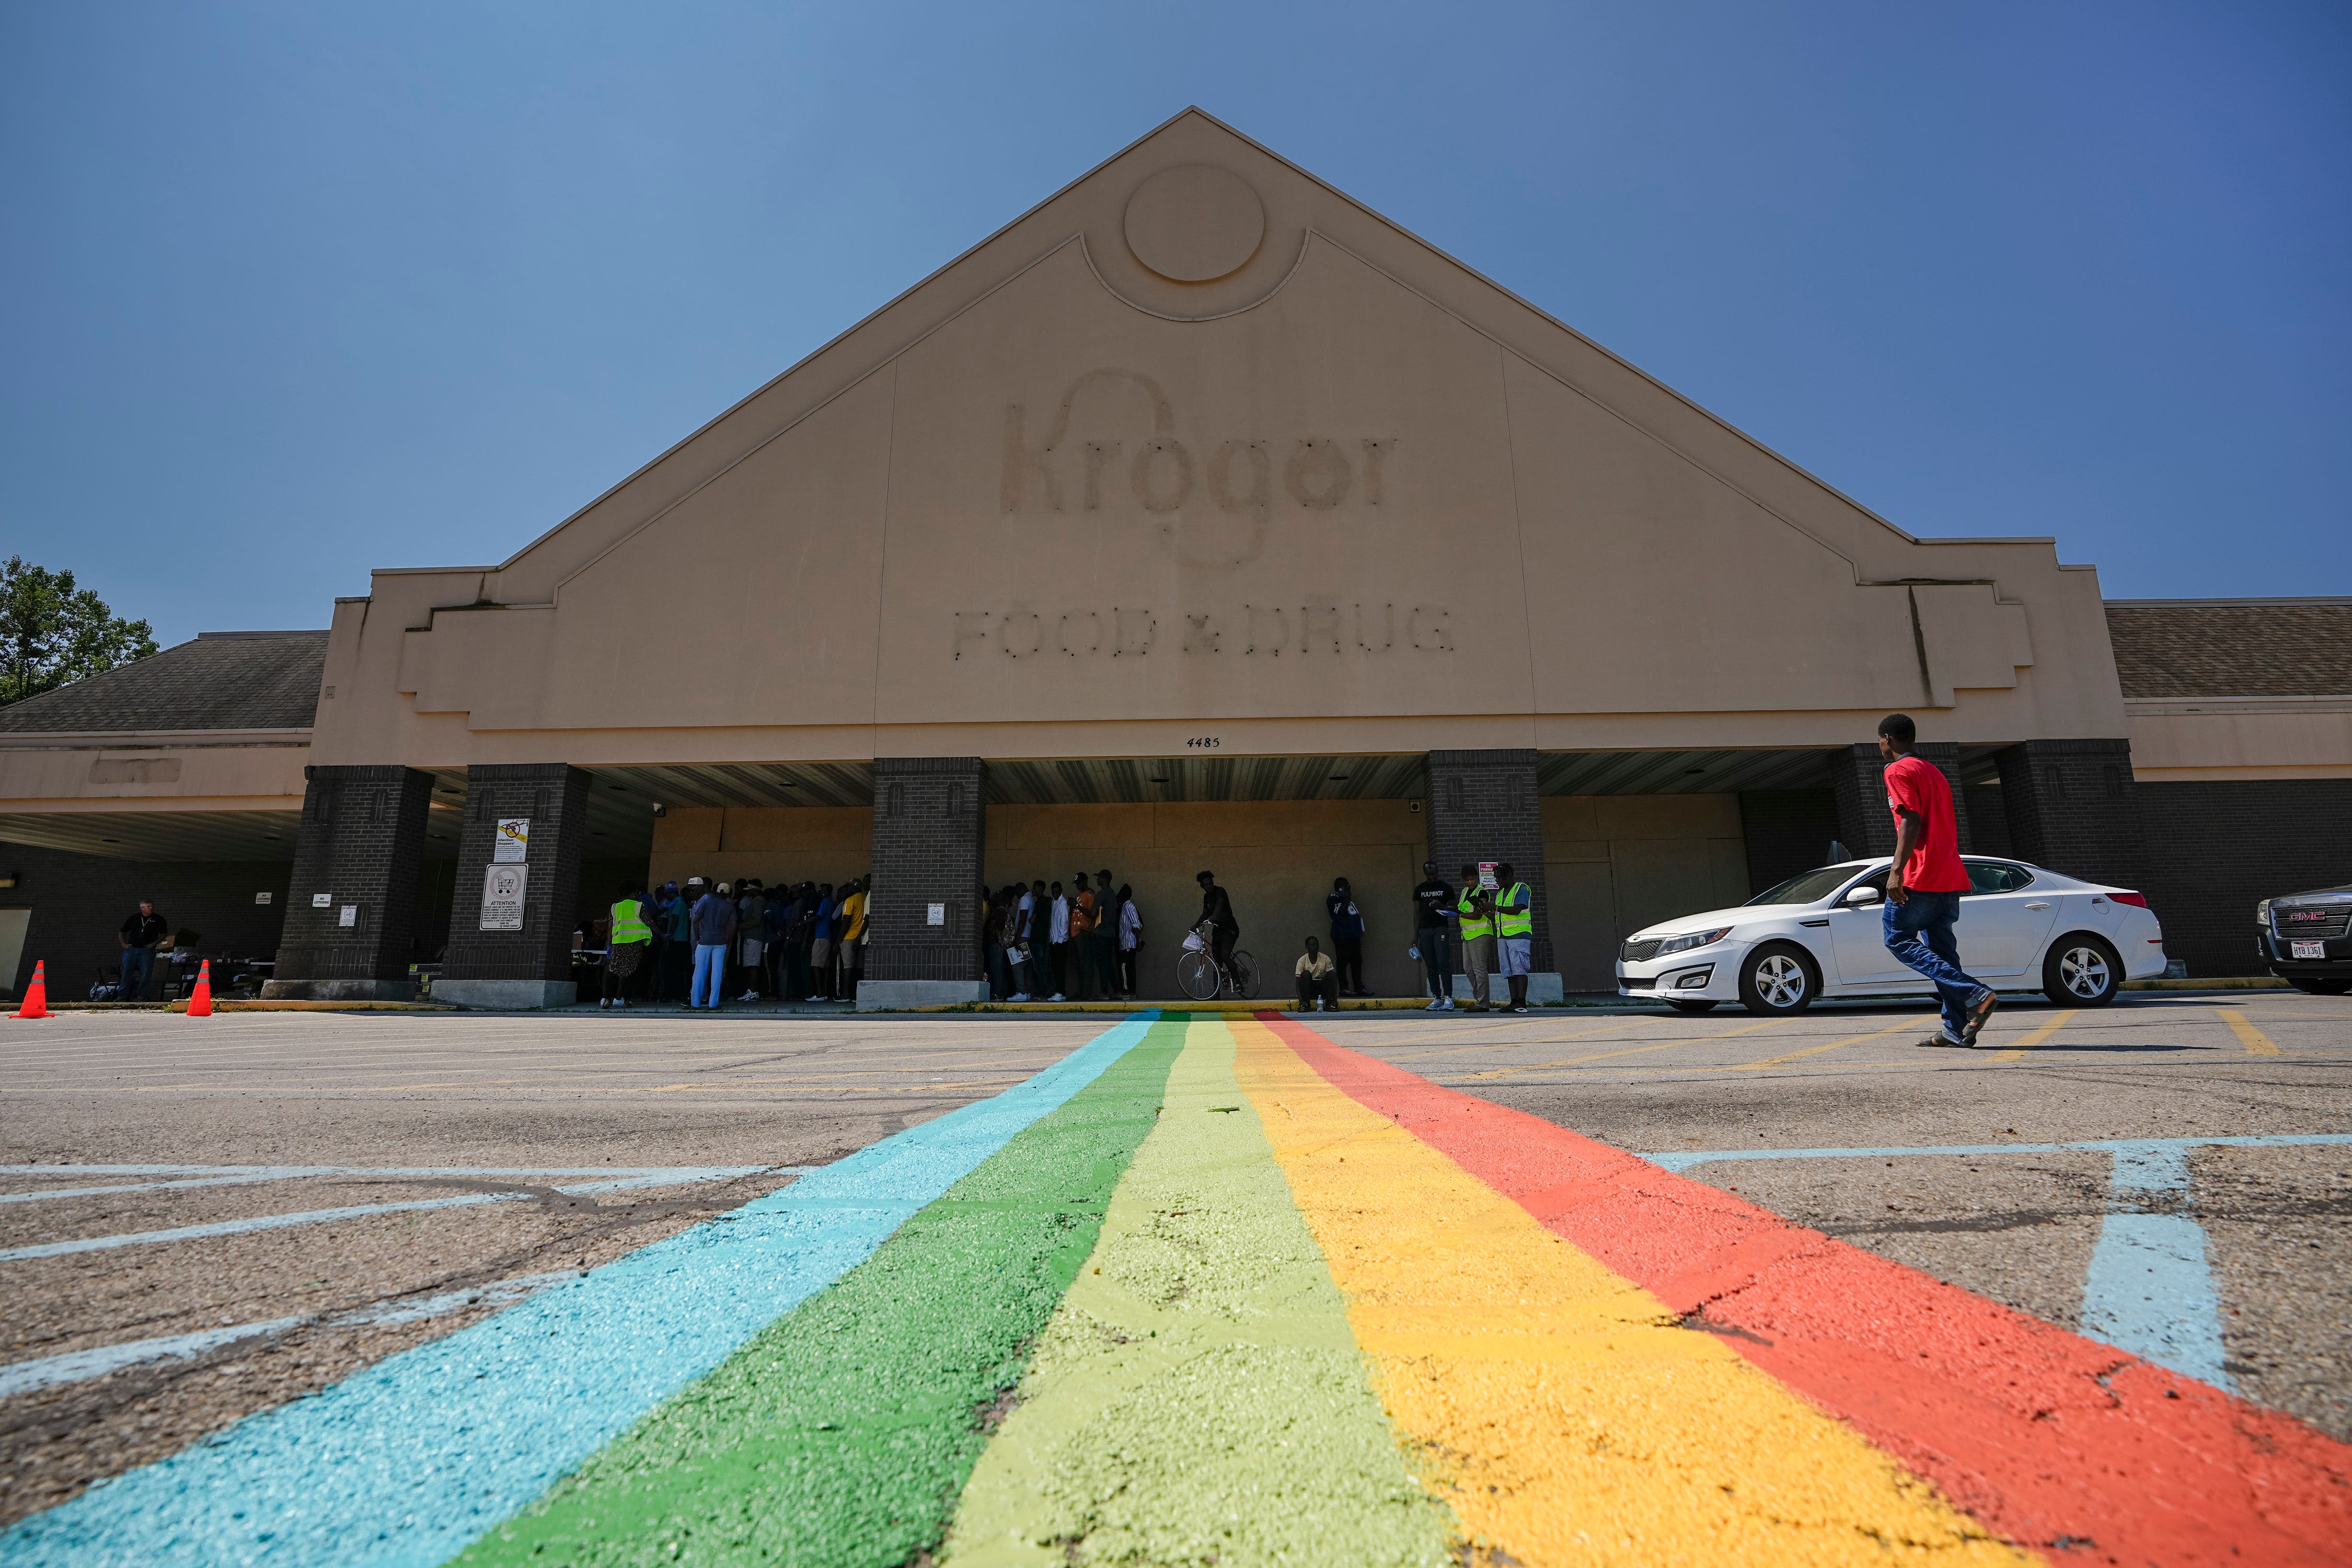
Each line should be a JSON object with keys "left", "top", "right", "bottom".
{"left": 690, "top": 943, "right": 728, "bottom": 1008}
{"left": 120, "top": 946, "right": 154, "bottom": 999}
{"left": 1883, "top": 889, "right": 1990, "bottom": 1039}
{"left": 1418, "top": 930, "right": 1454, "bottom": 999}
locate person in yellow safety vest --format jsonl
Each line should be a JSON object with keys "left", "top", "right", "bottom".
{"left": 1493, "top": 862, "right": 1534, "bottom": 1014}
{"left": 1456, "top": 864, "right": 1497, "bottom": 1013}
{"left": 601, "top": 883, "right": 653, "bottom": 1010}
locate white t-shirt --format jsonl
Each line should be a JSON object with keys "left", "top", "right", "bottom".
{"left": 1016, "top": 890, "right": 1035, "bottom": 942}
{"left": 1050, "top": 896, "right": 1070, "bottom": 943}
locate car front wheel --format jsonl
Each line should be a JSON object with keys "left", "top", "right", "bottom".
{"left": 2288, "top": 977, "right": 2351, "bottom": 996}
{"left": 2043, "top": 933, "right": 2122, "bottom": 1006}
{"left": 1737, "top": 942, "right": 1818, "bottom": 1017}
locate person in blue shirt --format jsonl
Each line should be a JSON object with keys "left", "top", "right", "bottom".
{"left": 809, "top": 884, "right": 838, "bottom": 1002}
{"left": 655, "top": 881, "right": 695, "bottom": 1004}
{"left": 688, "top": 881, "right": 737, "bottom": 1009}
{"left": 1327, "top": 876, "right": 1369, "bottom": 997}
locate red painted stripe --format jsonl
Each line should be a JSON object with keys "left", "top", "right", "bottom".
{"left": 1260, "top": 1014, "right": 2352, "bottom": 1567}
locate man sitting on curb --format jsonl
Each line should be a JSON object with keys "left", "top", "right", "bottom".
{"left": 1877, "top": 712, "right": 1998, "bottom": 1047}
{"left": 1294, "top": 936, "right": 1340, "bottom": 1012}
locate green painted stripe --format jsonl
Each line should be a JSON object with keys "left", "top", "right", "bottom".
{"left": 455, "top": 1019, "right": 1188, "bottom": 1568}
{"left": 941, "top": 1018, "right": 1456, "bottom": 1568}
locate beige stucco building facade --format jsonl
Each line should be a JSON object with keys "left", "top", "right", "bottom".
{"left": 3, "top": 112, "right": 2346, "bottom": 1004}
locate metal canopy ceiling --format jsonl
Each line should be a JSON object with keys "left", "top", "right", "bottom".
{"left": 984, "top": 754, "right": 1428, "bottom": 805}
{"left": 1537, "top": 748, "right": 1837, "bottom": 797}
{"left": 0, "top": 810, "right": 303, "bottom": 862}
{"left": 3, "top": 746, "right": 1974, "bottom": 867}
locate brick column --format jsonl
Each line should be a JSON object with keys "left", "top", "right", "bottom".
{"left": 1424, "top": 748, "right": 1554, "bottom": 988}
{"left": 860, "top": 756, "right": 988, "bottom": 1008}
{"left": 436, "top": 763, "right": 592, "bottom": 1009}
{"left": 267, "top": 765, "right": 434, "bottom": 1000}
{"left": 1993, "top": 739, "right": 2146, "bottom": 890}
{"left": 1828, "top": 742, "right": 1970, "bottom": 860}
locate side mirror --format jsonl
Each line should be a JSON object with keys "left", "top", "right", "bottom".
{"left": 1844, "top": 885, "right": 1882, "bottom": 906}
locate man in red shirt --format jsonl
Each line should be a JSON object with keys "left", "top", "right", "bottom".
{"left": 1878, "top": 713, "right": 1998, "bottom": 1046}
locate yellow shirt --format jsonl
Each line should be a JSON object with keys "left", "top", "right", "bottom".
{"left": 1294, "top": 951, "right": 1335, "bottom": 979}
{"left": 842, "top": 891, "right": 867, "bottom": 942}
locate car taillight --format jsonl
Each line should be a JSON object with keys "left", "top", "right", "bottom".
{"left": 2111, "top": 891, "right": 2149, "bottom": 908}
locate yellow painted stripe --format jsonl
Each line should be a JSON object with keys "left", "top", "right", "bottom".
{"left": 1230, "top": 1018, "right": 2036, "bottom": 1567}
{"left": 1731, "top": 1018, "right": 1913, "bottom": 1069}
{"left": 2218, "top": 1007, "right": 2281, "bottom": 1056}
{"left": 1987, "top": 1009, "right": 2077, "bottom": 1063}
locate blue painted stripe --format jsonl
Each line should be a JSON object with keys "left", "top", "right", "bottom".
{"left": 2082, "top": 1213, "right": 2232, "bottom": 1388}
{"left": 0, "top": 1013, "right": 1159, "bottom": 1568}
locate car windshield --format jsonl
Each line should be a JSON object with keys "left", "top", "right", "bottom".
{"left": 1744, "top": 864, "right": 1870, "bottom": 907}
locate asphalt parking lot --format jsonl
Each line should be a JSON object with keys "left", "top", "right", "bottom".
{"left": 0, "top": 991, "right": 2345, "bottom": 1561}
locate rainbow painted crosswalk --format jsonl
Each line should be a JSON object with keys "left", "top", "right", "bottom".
{"left": 6, "top": 1012, "right": 2346, "bottom": 1567}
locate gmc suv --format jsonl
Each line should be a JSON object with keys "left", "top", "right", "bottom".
{"left": 2259, "top": 883, "right": 2352, "bottom": 995}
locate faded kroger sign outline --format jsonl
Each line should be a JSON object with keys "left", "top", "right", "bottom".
{"left": 951, "top": 603, "right": 1453, "bottom": 661}
{"left": 1000, "top": 368, "right": 1396, "bottom": 569}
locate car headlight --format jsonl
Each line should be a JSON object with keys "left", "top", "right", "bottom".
{"left": 1655, "top": 926, "right": 1732, "bottom": 956}
{"left": 2256, "top": 899, "right": 2271, "bottom": 927}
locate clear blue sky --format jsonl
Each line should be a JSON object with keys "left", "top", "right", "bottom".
{"left": 4, "top": 2, "right": 2346, "bottom": 646}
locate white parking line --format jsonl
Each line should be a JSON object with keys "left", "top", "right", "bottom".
{"left": 0, "top": 1168, "right": 783, "bottom": 1263}
{"left": 0, "top": 1271, "right": 586, "bottom": 1399}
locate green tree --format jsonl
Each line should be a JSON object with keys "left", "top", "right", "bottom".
{"left": 0, "top": 556, "right": 160, "bottom": 707}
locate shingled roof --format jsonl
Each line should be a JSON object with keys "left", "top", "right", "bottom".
{"left": 2105, "top": 601, "right": 2352, "bottom": 700}
{"left": 0, "top": 631, "right": 329, "bottom": 734}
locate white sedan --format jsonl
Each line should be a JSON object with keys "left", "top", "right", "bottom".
{"left": 1616, "top": 857, "right": 2170, "bottom": 1016}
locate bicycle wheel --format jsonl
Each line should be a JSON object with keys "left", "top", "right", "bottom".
{"left": 1176, "top": 950, "right": 1220, "bottom": 1002}
{"left": 1229, "top": 950, "right": 1260, "bottom": 1000}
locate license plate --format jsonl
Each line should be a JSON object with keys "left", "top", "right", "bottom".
{"left": 2292, "top": 941, "right": 2328, "bottom": 959}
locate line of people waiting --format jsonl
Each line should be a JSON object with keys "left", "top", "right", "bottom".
{"left": 594, "top": 875, "right": 872, "bottom": 1009}
{"left": 979, "top": 872, "right": 1143, "bottom": 1002}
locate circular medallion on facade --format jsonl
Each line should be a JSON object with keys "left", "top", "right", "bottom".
{"left": 1122, "top": 165, "right": 1265, "bottom": 282}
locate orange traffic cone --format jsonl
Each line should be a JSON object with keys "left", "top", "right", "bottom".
{"left": 186, "top": 960, "right": 214, "bottom": 1018}
{"left": 12, "top": 960, "right": 49, "bottom": 1019}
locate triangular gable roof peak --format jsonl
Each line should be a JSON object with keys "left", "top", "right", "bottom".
{"left": 455, "top": 107, "right": 1993, "bottom": 610}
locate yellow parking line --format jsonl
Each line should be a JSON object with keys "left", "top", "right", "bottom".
{"left": 1731, "top": 1018, "right": 1913, "bottom": 1069}
{"left": 1987, "top": 1009, "right": 2077, "bottom": 1063}
{"left": 2218, "top": 1008, "right": 2281, "bottom": 1057}
{"left": 1460, "top": 1017, "right": 1793, "bottom": 1080}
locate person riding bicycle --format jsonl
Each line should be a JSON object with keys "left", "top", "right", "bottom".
{"left": 1195, "top": 870, "right": 1239, "bottom": 974}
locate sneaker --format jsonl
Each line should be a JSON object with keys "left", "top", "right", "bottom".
{"left": 1916, "top": 1032, "right": 1971, "bottom": 1048}
{"left": 1424, "top": 999, "right": 1445, "bottom": 1011}
{"left": 1963, "top": 990, "right": 1999, "bottom": 1043}
{"left": 1440, "top": 998, "right": 1456, "bottom": 1011}
{"left": 1049, "top": 993, "right": 1067, "bottom": 1002}
{"left": 618, "top": 999, "right": 630, "bottom": 1009}
{"left": 1008, "top": 993, "right": 1029, "bottom": 1003}
{"left": 1507, "top": 1005, "right": 1529, "bottom": 1015}
{"left": 598, "top": 998, "right": 610, "bottom": 1010}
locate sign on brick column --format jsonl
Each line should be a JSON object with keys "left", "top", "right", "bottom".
{"left": 1424, "top": 749, "right": 1553, "bottom": 973}
{"left": 1829, "top": 742, "right": 1972, "bottom": 859}
{"left": 1993, "top": 739, "right": 2147, "bottom": 890}
{"left": 269, "top": 765, "right": 434, "bottom": 1000}
{"left": 867, "top": 757, "right": 985, "bottom": 983}
{"left": 441, "top": 764, "right": 592, "bottom": 987}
